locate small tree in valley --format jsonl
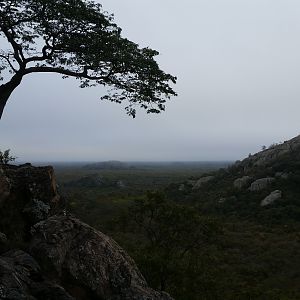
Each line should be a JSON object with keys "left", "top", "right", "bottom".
{"left": 120, "top": 192, "right": 221, "bottom": 293}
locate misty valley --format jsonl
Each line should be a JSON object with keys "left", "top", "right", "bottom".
{"left": 1, "top": 140, "right": 300, "bottom": 299}
{"left": 51, "top": 150, "right": 300, "bottom": 300}
{"left": 1, "top": 143, "right": 300, "bottom": 300}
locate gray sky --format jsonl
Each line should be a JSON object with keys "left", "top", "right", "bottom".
{"left": 1, "top": 0, "right": 300, "bottom": 162}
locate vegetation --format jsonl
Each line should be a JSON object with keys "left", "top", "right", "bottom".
{"left": 0, "top": 0, "right": 176, "bottom": 118}
{"left": 55, "top": 162, "right": 225, "bottom": 229}
{"left": 56, "top": 158, "right": 300, "bottom": 300}
{"left": 0, "top": 149, "right": 15, "bottom": 164}
{"left": 116, "top": 192, "right": 222, "bottom": 296}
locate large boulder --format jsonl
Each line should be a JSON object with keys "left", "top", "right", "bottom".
{"left": 261, "top": 190, "right": 282, "bottom": 206}
{"left": 30, "top": 215, "right": 173, "bottom": 300}
{"left": 0, "top": 164, "right": 64, "bottom": 242}
{"left": 0, "top": 163, "right": 61, "bottom": 211}
{"left": 0, "top": 250, "right": 74, "bottom": 300}
{"left": 249, "top": 177, "right": 275, "bottom": 192}
{"left": 192, "top": 176, "right": 214, "bottom": 190}
{"left": 233, "top": 176, "right": 252, "bottom": 190}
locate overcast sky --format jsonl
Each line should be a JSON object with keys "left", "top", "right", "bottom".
{"left": 1, "top": 0, "right": 300, "bottom": 162}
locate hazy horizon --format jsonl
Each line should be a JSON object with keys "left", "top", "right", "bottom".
{"left": 1, "top": 0, "right": 300, "bottom": 162}
{"left": 16, "top": 159, "right": 234, "bottom": 164}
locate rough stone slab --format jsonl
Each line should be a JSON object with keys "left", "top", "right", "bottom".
{"left": 261, "top": 190, "right": 282, "bottom": 206}
{"left": 30, "top": 215, "right": 173, "bottom": 300}
{"left": 249, "top": 177, "right": 275, "bottom": 192}
{"left": 192, "top": 176, "right": 214, "bottom": 190}
{"left": 233, "top": 176, "right": 252, "bottom": 189}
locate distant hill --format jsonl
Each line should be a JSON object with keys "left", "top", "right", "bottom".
{"left": 83, "top": 160, "right": 130, "bottom": 170}
{"left": 169, "top": 134, "right": 300, "bottom": 223}
{"left": 234, "top": 134, "right": 300, "bottom": 172}
{"left": 82, "top": 160, "right": 232, "bottom": 171}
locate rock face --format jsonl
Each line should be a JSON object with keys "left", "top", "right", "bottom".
{"left": 0, "top": 163, "right": 173, "bottom": 300}
{"left": 234, "top": 135, "right": 300, "bottom": 171}
{"left": 261, "top": 190, "right": 282, "bottom": 206}
{"left": 30, "top": 215, "right": 172, "bottom": 300}
{"left": 0, "top": 164, "right": 63, "bottom": 242}
{"left": 233, "top": 176, "right": 252, "bottom": 190}
{"left": 249, "top": 177, "right": 275, "bottom": 192}
{"left": 192, "top": 176, "right": 214, "bottom": 189}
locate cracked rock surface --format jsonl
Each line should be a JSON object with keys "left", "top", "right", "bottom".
{"left": 30, "top": 215, "right": 173, "bottom": 300}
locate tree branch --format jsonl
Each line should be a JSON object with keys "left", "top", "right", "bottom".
{"left": 0, "top": 54, "right": 17, "bottom": 73}
{"left": 24, "top": 36, "right": 56, "bottom": 64}
{"left": 23, "top": 66, "right": 111, "bottom": 81}
{"left": 0, "top": 26, "right": 25, "bottom": 67}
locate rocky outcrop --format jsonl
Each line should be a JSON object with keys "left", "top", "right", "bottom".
{"left": 30, "top": 215, "right": 172, "bottom": 300}
{"left": 0, "top": 164, "right": 173, "bottom": 300}
{"left": 234, "top": 135, "right": 300, "bottom": 171}
{"left": 192, "top": 176, "right": 214, "bottom": 190}
{"left": 0, "top": 163, "right": 64, "bottom": 242}
{"left": 233, "top": 176, "right": 252, "bottom": 190}
{"left": 187, "top": 180, "right": 197, "bottom": 186}
{"left": 0, "top": 163, "right": 60, "bottom": 202}
{"left": 261, "top": 190, "right": 282, "bottom": 206}
{"left": 249, "top": 177, "right": 275, "bottom": 192}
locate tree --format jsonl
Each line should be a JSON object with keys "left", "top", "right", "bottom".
{"left": 119, "top": 192, "right": 221, "bottom": 293}
{"left": 0, "top": 149, "right": 15, "bottom": 164}
{"left": 0, "top": 0, "right": 176, "bottom": 119}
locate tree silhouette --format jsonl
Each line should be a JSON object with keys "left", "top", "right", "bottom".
{"left": 0, "top": 0, "right": 176, "bottom": 119}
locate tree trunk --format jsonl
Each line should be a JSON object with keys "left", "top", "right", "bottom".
{"left": 0, "top": 74, "right": 23, "bottom": 119}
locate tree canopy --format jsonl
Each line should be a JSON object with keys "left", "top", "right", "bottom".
{"left": 117, "top": 192, "right": 221, "bottom": 293}
{"left": 0, "top": 0, "right": 177, "bottom": 118}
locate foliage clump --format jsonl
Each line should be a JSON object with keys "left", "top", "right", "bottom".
{"left": 116, "top": 191, "right": 222, "bottom": 296}
{"left": 0, "top": 149, "right": 15, "bottom": 164}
